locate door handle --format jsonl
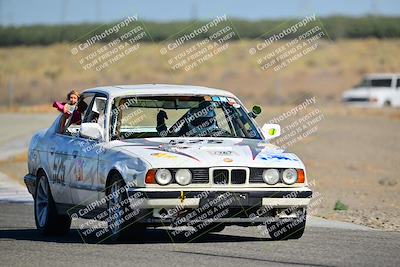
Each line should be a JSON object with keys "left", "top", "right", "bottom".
{"left": 72, "top": 150, "right": 79, "bottom": 158}
{"left": 50, "top": 147, "right": 55, "bottom": 155}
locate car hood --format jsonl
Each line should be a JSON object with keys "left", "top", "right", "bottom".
{"left": 112, "top": 138, "right": 304, "bottom": 169}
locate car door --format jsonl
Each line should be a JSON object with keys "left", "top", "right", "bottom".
{"left": 69, "top": 93, "right": 108, "bottom": 206}
{"left": 47, "top": 116, "right": 77, "bottom": 205}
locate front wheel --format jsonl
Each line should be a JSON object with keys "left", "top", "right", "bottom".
{"left": 384, "top": 100, "right": 391, "bottom": 107}
{"left": 106, "top": 174, "right": 144, "bottom": 241}
{"left": 267, "top": 212, "right": 306, "bottom": 240}
{"left": 34, "top": 174, "right": 71, "bottom": 235}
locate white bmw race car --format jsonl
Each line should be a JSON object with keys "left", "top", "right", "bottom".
{"left": 24, "top": 84, "right": 312, "bottom": 241}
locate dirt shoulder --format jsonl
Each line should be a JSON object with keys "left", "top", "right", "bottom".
{"left": 260, "top": 106, "right": 400, "bottom": 231}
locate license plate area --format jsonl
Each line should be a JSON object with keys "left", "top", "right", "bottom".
{"left": 200, "top": 192, "right": 249, "bottom": 207}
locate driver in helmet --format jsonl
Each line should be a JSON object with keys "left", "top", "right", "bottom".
{"left": 179, "top": 101, "right": 218, "bottom": 137}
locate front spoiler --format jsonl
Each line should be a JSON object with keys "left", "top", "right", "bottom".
{"left": 24, "top": 174, "right": 36, "bottom": 196}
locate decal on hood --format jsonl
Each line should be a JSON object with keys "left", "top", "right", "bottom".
{"left": 145, "top": 147, "right": 200, "bottom": 162}
{"left": 260, "top": 155, "right": 299, "bottom": 161}
{"left": 150, "top": 153, "right": 177, "bottom": 159}
{"left": 123, "top": 138, "right": 288, "bottom": 162}
{"left": 236, "top": 139, "right": 264, "bottom": 160}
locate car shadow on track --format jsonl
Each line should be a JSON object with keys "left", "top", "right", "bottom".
{"left": 0, "top": 227, "right": 272, "bottom": 244}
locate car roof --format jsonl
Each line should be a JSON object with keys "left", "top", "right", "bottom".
{"left": 364, "top": 73, "right": 400, "bottom": 79}
{"left": 82, "top": 84, "right": 237, "bottom": 98}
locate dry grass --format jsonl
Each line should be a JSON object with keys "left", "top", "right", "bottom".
{"left": 0, "top": 39, "right": 399, "bottom": 108}
{"left": 0, "top": 104, "right": 53, "bottom": 113}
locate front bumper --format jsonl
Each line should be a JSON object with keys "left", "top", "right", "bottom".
{"left": 127, "top": 187, "right": 312, "bottom": 225}
{"left": 24, "top": 174, "right": 36, "bottom": 196}
{"left": 128, "top": 188, "right": 312, "bottom": 208}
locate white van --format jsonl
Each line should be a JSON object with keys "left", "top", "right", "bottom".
{"left": 342, "top": 73, "right": 400, "bottom": 107}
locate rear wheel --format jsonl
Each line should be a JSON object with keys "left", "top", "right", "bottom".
{"left": 34, "top": 173, "right": 71, "bottom": 235}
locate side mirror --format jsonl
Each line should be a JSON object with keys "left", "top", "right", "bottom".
{"left": 261, "top": 123, "right": 281, "bottom": 140}
{"left": 80, "top": 123, "right": 103, "bottom": 140}
{"left": 249, "top": 105, "right": 262, "bottom": 118}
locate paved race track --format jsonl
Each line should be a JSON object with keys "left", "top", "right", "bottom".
{"left": 0, "top": 203, "right": 399, "bottom": 267}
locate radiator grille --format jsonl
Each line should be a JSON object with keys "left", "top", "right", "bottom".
{"left": 231, "top": 169, "right": 246, "bottom": 184}
{"left": 249, "top": 168, "right": 265, "bottom": 183}
{"left": 213, "top": 169, "right": 229, "bottom": 184}
{"left": 191, "top": 168, "right": 209, "bottom": 184}
{"left": 170, "top": 168, "right": 209, "bottom": 184}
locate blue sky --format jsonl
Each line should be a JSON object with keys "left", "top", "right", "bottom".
{"left": 1, "top": 0, "right": 399, "bottom": 26}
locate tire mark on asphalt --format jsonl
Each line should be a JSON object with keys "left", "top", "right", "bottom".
{"left": 172, "top": 250, "right": 334, "bottom": 267}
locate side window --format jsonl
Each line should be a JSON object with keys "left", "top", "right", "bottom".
{"left": 396, "top": 79, "right": 400, "bottom": 88}
{"left": 370, "top": 79, "right": 392, "bottom": 87}
{"left": 83, "top": 96, "right": 107, "bottom": 129}
{"left": 60, "top": 94, "right": 93, "bottom": 136}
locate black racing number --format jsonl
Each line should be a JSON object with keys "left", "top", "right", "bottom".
{"left": 53, "top": 154, "right": 66, "bottom": 185}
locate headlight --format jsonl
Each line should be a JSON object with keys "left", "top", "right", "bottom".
{"left": 155, "top": 169, "right": 172, "bottom": 185}
{"left": 175, "top": 169, "right": 192, "bottom": 186}
{"left": 282, "top": 168, "right": 297, "bottom": 184}
{"left": 262, "top": 169, "right": 279, "bottom": 185}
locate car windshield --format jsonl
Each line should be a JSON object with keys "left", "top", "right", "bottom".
{"left": 109, "top": 95, "right": 262, "bottom": 140}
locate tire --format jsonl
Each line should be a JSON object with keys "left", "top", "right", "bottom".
{"left": 34, "top": 173, "right": 71, "bottom": 235}
{"left": 384, "top": 100, "right": 391, "bottom": 107}
{"left": 267, "top": 212, "right": 306, "bottom": 241}
{"left": 106, "top": 174, "right": 143, "bottom": 241}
